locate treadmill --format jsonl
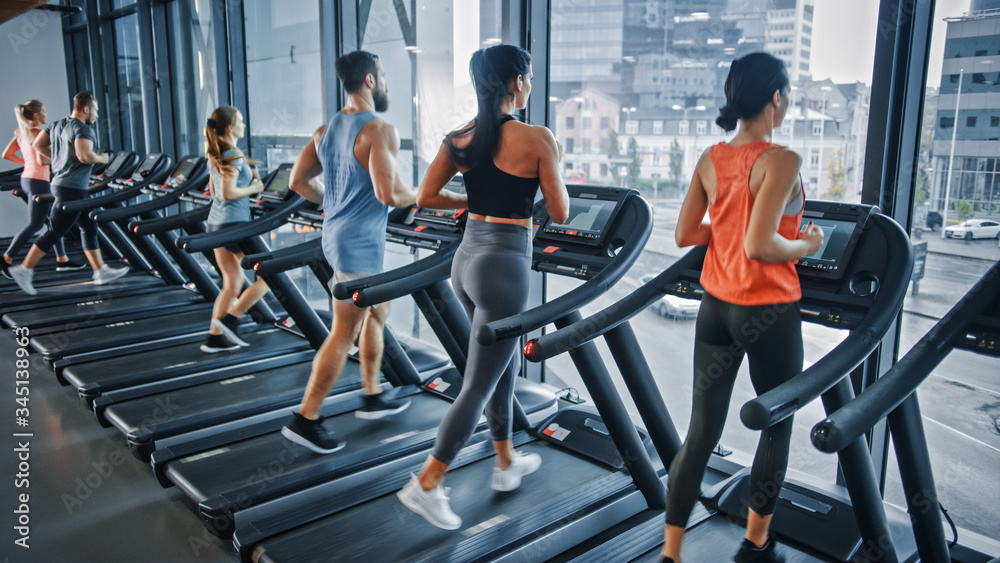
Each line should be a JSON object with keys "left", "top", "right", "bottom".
{"left": 94, "top": 197, "right": 460, "bottom": 462}
{"left": 226, "top": 185, "right": 671, "bottom": 562}
{"left": 812, "top": 259, "right": 1000, "bottom": 563}
{"left": 0, "top": 150, "right": 144, "bottom": 296}
{"left": 526, "top": 202, "right": 921, "bottom": 562}
{"left": 26, "top": 156, "right": 256, "bottom": 364}
{"left": 53, "top": 164, "right": 319, "bottom": 406}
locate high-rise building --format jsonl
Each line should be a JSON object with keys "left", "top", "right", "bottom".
{"left": 930, "top": 6, "right": 1000, "bottom": 219}
{"left": 764, "top": 0, "right": 814, "bottom": 81}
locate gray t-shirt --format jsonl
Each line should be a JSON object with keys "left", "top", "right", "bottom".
{"left": 48, "top": 117, "right": 97, "bottom": 190}
{"left": 207, "top": 148, "right": 254, "bottom": 225}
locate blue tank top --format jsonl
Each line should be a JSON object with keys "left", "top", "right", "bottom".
{"left": 207, "top": 148, "right": 254, "bottom": 225}
{"left": 463, "top": 115, "right": 540, "bottom": 219}
{"left": 318, "top": 111, "right": 388, "bottom": 273}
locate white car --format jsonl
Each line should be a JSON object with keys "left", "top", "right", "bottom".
{"left": 640, "top": 274, "right": 701, "bottom": 320}
{"left": 944, "top": 219, "right": 1000, "bottom": 241}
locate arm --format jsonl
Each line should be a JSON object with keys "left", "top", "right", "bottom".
{"left": 217, "top": 162, "right": 264, "bottom": 201}
{"left": 536, "top": 127, "right": 569, "bottom": 224}
{"left": 675, "top": 150, "right": 713, "bottom": 247}
{"left": 3, "top": 136, "right": 23, "bottom": 165}
{"left": 416, "top": 142, "right": 468, "bottom": 210}
{"left": 289, "top": 125, "right": 326, "bottom": 204}
{"left": 744, "top": 149, "right": 823, "bottom": 262}
{"left": 32, "top": 130, "right": 51, "bottom": 164}
{"left": 367, "top": 121, "right": 417, "bottom": 207}
{"left": 73, "top": 137, "right": 109, "bottom": 165}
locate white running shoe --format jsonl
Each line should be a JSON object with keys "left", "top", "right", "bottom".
{"left": 93, "top": 264, "right": 129, "bottom": 285}
{"left": 397, "top": 473, "right": 462, "bottom": 530}
{"left": 491, "top": 451, "right": 542, "bottom": 492}
{"left": 9, "top": 265, "right": 37, "bottom": 295}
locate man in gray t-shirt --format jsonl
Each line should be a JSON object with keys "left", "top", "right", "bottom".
{"left": 7, "top": 92, "right": 129, "bottom": 295}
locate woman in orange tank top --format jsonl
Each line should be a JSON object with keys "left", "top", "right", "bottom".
{"left": 660, "top": 53, "right": 824, "bottom": 563}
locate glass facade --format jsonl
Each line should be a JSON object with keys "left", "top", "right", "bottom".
{"left": 165, "top": 0, "right": 219, "bottom": 158}
{"left": 113, "top": 13, "right": 146, "bottom": 154}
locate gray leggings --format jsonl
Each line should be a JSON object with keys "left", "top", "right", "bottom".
{"left": 431, "top": 220, "right": 531, "bottom": 465}
{"left": 666, "top": 292, "right": 802, "bottom": 526}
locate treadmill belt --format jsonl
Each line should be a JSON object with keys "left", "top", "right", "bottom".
{"left": 3, "top": 287, "right": 205, "bottom": 329}
{"left": 62, "top": 328, "right": 310, "bottom": 397}
{"left": 0, "top": 274, "right": 162, "bottom": 311}
{"left": 250, "top": 441, "right": 627, "bottom": 563}
{"left": 164, "top": 391, "right": 451, "bottom": 505}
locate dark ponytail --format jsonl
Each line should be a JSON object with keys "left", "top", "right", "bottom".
{"left": 444, "top": 44, "right": 531, "bottom": 168}
{"left": 716, "top": 52, "right": 789, "bottom": 133}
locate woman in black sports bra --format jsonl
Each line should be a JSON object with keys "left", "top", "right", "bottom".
{"left": 396, "top": 44, "right": 569, "bottom": 531}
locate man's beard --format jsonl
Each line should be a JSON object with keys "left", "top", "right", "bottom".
{"left": 373, "top": 79, "right": 389, "bottom": 112}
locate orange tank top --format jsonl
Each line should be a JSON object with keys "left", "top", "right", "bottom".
{"left": 17, "top": 129, "right": 49, "bottom": 182}
{"left": 700, "top": 141, "right": 804, "bottom": 306}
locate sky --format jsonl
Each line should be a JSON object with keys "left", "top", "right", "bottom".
{"left": 811, "top": 0, "right": 972, "bottom": 88}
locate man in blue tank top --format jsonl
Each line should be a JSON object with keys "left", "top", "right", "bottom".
{"left": 281, "top": 51, "right": 418, "bottom": 454}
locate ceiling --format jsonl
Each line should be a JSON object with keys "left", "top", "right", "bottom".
{"left": 1, "top": 1, "right": 60, "bottom": 26}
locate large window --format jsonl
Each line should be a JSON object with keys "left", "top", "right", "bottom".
{"left": 243, "top": 0, "right": 323, "bottom": 169}
{"left": 902, "top": 1, "right": 1000, "bottom": 540}
{"left": 546, "top": 0, "right": 877, "bottom": 499}
{"left": 113, "top": 13, "right": 145, "bottom": 153}
{"left": 165, "top": 0, "right": 218, "bottom": 157}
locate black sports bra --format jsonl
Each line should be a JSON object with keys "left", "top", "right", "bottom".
{"left": 463, "top": 116, "right": 540, "bottom": 220}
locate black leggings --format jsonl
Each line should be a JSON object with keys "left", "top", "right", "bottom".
{"left": 431, "top": 221, "right": 532, "bottom": 465}
{"left": 666, "top": 292, "right": 802, "bottom": 526}
{"left": 34, "top": 185, "right": 100, "bottom": 253}
{"left": 5, "top": 178, "right": 65, "bottom": 259}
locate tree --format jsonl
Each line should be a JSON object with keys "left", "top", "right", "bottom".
{"left": 957, "top": 198, "right": 975, "bottom": 222}
{"left": 628, "top": 137, "right": 641, "bottom": 185}
{"left": 669, "top": 138, "right": 683, "bottom": 188}
{"left": 822, "top": 147, "right": 846, "bottom": 201}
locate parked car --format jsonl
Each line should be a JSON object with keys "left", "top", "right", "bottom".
{"left": 926, "top": 211, "right": 942, "bottom": 231}
{"left": 640, "top": 274, "right": 701, "bottom": 319}
{"left": 943, "top": 219, "right": 1000, "bottom": 240}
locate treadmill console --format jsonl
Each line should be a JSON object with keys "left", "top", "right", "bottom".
{"left": 796, "top": 202, "right": 877, "bottom": 281}
{"left": 121, "top": 153, "right": 164, "bottom": 184}
{"left": 953, "top": 294, "right": 1000, "bottom": 357}
{"left": 91, "top": 152, "right": 131, "bottom": 184}
{"left": 256, "top": 163, "right": 293, "bottom": 203}
{"left": 386, "top": 175, "right": 467, "bottom": 250}
{"left": 532, "top": 184, "right": 637, "bottom": 280}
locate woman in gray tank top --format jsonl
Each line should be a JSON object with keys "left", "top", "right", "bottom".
{"left": 397, "top": 45, "right": 570, "bottom": 530}
{"left": 200, "top": 106, "right": 268, "bottom": 353}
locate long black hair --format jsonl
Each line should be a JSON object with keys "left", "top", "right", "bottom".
{"left": 716, "top": 52, "right": 789, "bottom": 133}
{"left": 444, "top": 44, "right": 531, "bottom": 168}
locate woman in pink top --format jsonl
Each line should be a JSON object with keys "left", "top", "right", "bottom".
{"left": 2, "top": 100, "right": 81, "bottom": 277}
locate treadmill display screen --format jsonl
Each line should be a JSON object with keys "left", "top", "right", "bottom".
{"left": 103, "top": 153, "right": 129, "bottom": 178}
{"left": 263, "top": 166, "right": 292, "bottom": 199}
{"left": 796, "top": 201, "right": 876, "bottom": 280}
{"left": 170, "top": 159, "right": 196, "bottom": 183}
{"left": 132, "top": 154, "right": 160, "bottom": 179}
{"left": 414, "top": 178, "right": 466, "bottom": 224}
{"left": 539, "top": 196, "right": 620, "bottom": 246}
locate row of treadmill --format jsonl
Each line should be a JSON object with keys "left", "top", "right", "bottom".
{"left": 1, "top": 150, "right": 997, "bottom": 562}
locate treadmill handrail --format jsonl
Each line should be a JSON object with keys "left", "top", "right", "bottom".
{"left": 176, "top": 195, "right": 311, "bottom": 253}
{"left": 811, "top": 259, "right": 1000, "bottom": 452}
{"left": 740, "top": 213, "right": 914, "bottom": 430}
{"left": 524, "top": 245, "right": 707, "bottom": 362}
{"left": 130, "top": 206, "right": 210, "bottom": 236}
{"left": 331, "top": 239, "right": 461, "bottom": 300}
{"left": 243, "top": 238, "right": 325, "bottom": 276}
{"left": 63, "top": 155, "right": 174, "bottom": 213}
{"left": 91, "top": 168, "right": 210, "bottom": 223}
{"left": 477, "top": 196, "right": 654, "bottom": 346}
{"left": 353, "top": 258, "right": 455, "bottom": 307}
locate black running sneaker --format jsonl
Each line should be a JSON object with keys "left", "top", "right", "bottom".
{"left": 200, "top": 333, "right": 240, "bottom": 353}
{"left": 0, "top": 260, "right": 11, "bottom": 279}
{"left": 734, "top": 537, "right": 785, "bottom": 563}
{"left": 281, "top": 412, "right": 345, "bottom": 454}
{"left": 356, "top": 393, "right": 411, "bottom": 420}
{"left": 56, "top": 259, "right": 88, "bottom": 271}
{"left": 213, "top": 314, "right": 249, "bottom": 347}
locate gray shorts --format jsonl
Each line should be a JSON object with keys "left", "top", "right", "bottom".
{"left": 328, "top": 270, "right": 379, "bottom": 303}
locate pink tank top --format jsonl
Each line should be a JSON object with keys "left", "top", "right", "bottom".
{"left": 17, "top": 129, "right": 49, "bottom": 182}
